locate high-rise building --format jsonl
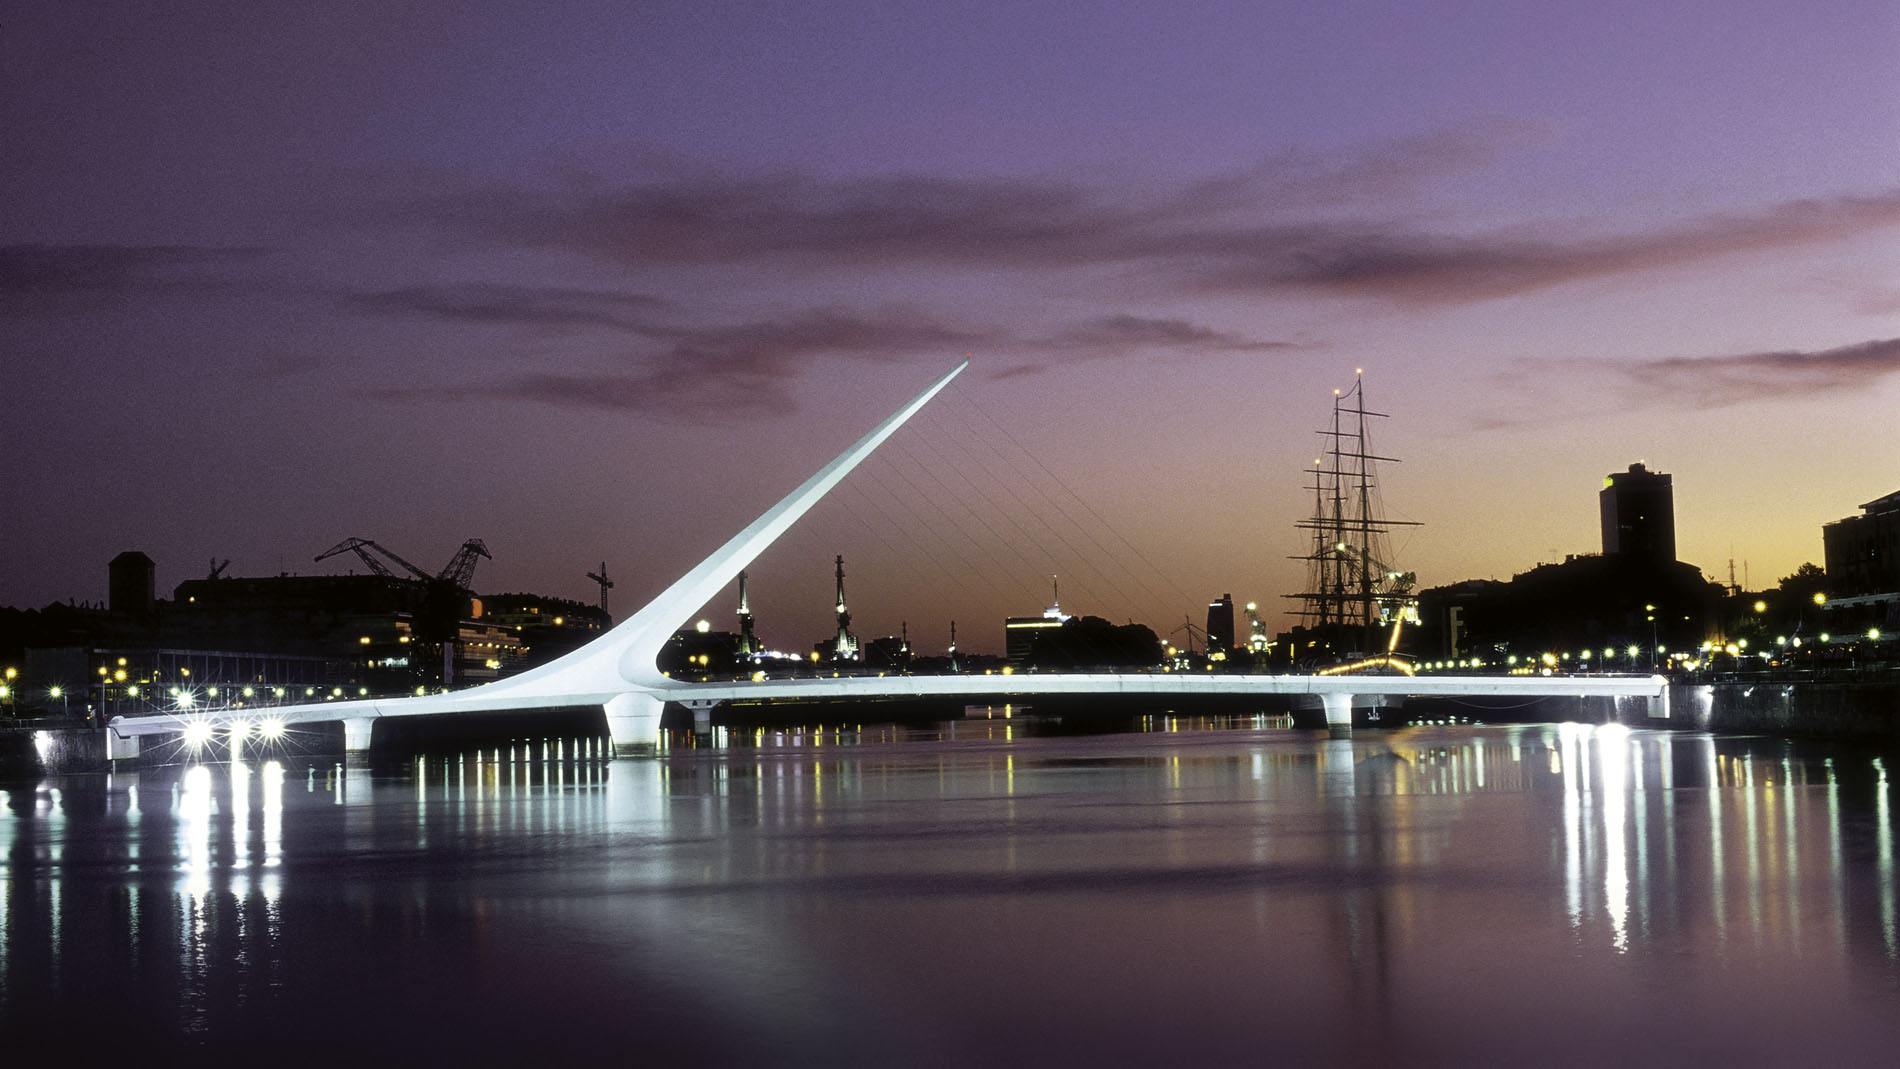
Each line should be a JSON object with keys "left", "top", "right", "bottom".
{"left": 1600, "top": 463, "right": 1676, "bottom": 563}
{"left": 1205, "top": 593, "right": 1235, "bottom": 652}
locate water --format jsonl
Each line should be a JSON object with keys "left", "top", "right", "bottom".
{"left": 3, "top": 719, "right": 1898, "bottom": 1064}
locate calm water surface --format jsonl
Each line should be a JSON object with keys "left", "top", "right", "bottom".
{"left": 3, "top": 719, "right": 1898, "bottom": 1065}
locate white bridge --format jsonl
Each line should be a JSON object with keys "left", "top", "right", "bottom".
{"left": 108, "top": 361, "right": 1666, "bottom": 754}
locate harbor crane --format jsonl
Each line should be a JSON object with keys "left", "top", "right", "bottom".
{"left": 586, "top": 562, "right": 613, "bottom": 612}
{"left": 314, "top": 537, "right": 491, "bottom": 592}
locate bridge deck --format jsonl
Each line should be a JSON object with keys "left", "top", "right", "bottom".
{"left": 106, "top": 671, "right": 1667, "bottom": 737}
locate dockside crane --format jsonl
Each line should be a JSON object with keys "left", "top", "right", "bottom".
{"left": 438, "top": 539, "right": 491, "bottom": 591}
{"left": 314, "top": 537, "right": 490, "bottom": 592}
{"left": 312, "top": 536, "right": 494, "bottom": 690}
{"left": 586, "top": 562, "right": 613, "bottom": 613}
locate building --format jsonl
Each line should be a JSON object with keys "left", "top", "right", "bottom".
{"left": 1823, "top": 489, "right": 1900, "bottom": 598}
{"left": 1601, "top": 462, "right": 1676, "bottom": 563}
{"left": 1423, "top": 464, "right": 1720, "bottom": 665}
{"left": 1821, "top": 489, "right": 1900, "bottom": 636}
{"left": 1205, "top": 593, "right": 1235, "bottom": 654}
{"left": 1005, "top": 590, "right": 1072, "bottom": 669}
{"left": 109, "top": 551, "right": 156, "bottom": 620}
{"left": 818, "top": 555, "right": 860, "bottom": 662}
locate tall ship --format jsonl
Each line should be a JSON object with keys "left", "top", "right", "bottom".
{"left": 1285, "top": 371, "right": 1420, "bottom": 669}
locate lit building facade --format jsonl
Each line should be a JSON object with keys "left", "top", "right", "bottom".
{"left": 1005, "top": 603, "right": 1071, "bottom": 668}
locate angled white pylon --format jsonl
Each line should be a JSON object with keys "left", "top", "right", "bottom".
{"left": 478, "top": 358, "right": 969, "bottom": 701}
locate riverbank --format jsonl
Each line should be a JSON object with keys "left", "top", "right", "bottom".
{"left": 1660, "top": 680, "right": 1900, "bottom": 745}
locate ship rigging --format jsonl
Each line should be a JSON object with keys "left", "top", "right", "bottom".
{"left": 1286, "top": 371, "right": 1420, "bottom": 662}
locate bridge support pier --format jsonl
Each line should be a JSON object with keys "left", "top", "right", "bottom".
{"left": 341, "top": 717, "right": 375, "bottom": 753}
{"left": 1321, "top": 693, "right": 1356, "bottom": 739}
{"left": 605, "top": 691, "right": 666, "bottom": 755}
{"left": 682, "top": 699, "right": 721, "bottom": 733}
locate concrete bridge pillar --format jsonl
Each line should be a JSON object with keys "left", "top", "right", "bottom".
{"left": 682, "top": 699, "right": 721, "bottom": 733}
{"left": 1321, "top": 693, "right": 1356, "bottom": 739}
{"left": 606, "top": 691, "right": 666, "bottom": 755}
{"left": 341, "top": 718, "right": 375, "bottom": 752}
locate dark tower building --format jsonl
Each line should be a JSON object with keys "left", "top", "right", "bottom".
{"left": 1600, "top": 463, "right": 1676, "bottom": 564}
{"left": 109, "top": 551, "right": 156, "bottom": 620}
{"left": 1206, "top": 593, "right": 1235, "bottom": 653}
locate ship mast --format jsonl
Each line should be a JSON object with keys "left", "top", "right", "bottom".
{"left": 1286, "top": 370, "right": 1419, "bottom": 657}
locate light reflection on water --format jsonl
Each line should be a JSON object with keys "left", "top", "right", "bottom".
{"left": 1, "top": 722, "right": 1897, "bottom": 1062}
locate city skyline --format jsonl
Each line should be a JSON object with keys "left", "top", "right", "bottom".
{"left": 5, "top": 2, "right": 1897, "bottom": 648}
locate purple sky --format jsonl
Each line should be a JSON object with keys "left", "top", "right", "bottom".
{"left": 4, "top": 2, "right": 1898, "bottom": 653}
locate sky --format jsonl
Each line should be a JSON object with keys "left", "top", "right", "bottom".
{"left": 4, "top": 1, "right": 1898, "bottom": 654}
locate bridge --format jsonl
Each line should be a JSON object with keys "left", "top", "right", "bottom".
{"left": 107, "top": 361, "right": 1667, "bottom": 755}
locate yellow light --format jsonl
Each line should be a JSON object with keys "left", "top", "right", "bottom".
{"left": 695, "top": 619, "right": 711, "bottom": 633}
{"left": 1753, "top": 600, "right": 1767, "bottom": 613}
{"left": 49, "top": 686, "right": 62, "bottom": 698}
{"left": 114, "top": 669, "right": 126, "bottom": 681}
{"left": 359, "top": 635, "right": 372, "bottom": 645}
{"left": 1813, "top": 592, "right": 1826, "bottom": 605}
{"left": 554, "top": 616, "right": 564, "bottom": 626}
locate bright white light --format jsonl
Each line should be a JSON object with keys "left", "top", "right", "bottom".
{"left": 182, "top": 721, "right": 214, "bottom": 748}
{"left": 258, "top": 719, "right": 286, "bottom": 740}
{"left": 229, "top": 722, "right": 251, "bottom": 742}
{"left": 175, "top": 691, "right": 196, "bottom": 709}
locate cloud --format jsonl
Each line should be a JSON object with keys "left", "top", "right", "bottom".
{"left": 402, "top": 137, "right": 1900, "bottom": 307}
{"left": 351, "top": 283, "right": 675, "bottom": 332}
{"left": 365, "top": 306, "right": 996, "bottom": 419}
{"left": 364, "top": 304, "right": 1287, "bottom": 415}
{"left": 1616, "top": 337, "right": 1900, "bottom": 407}
{"left": 1208, "top": 191, "right": 1900, "bottom": 303}
{"left": 0, "top": 243, "right": 259, "bottom": 295}
{"left": 992, "top": 315, "right": 1296, "bottom": 379}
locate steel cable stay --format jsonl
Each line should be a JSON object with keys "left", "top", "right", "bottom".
{"left": 925, "top": 383, "right": 1199, "bottom": 621}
